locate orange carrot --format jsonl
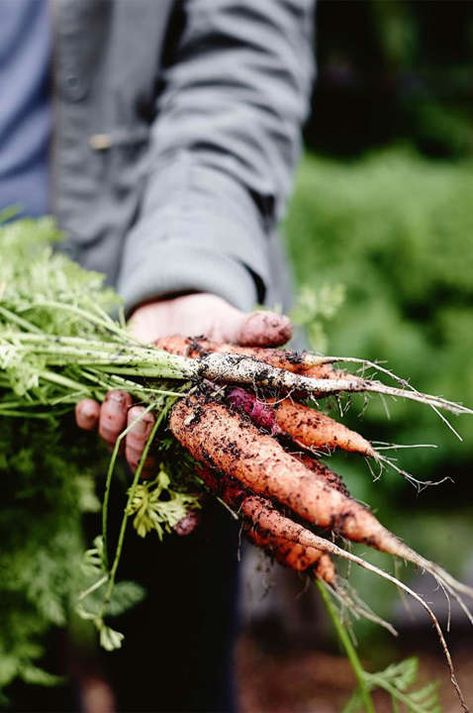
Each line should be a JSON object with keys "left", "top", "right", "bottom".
{"left": 291, "top": 452, "right": 350, "bottom": 497}
{"left": 270, "top": 397, "right": 376, "bottom": 457}
{"left": 172, "top": 395, "right": 473, "bottom": 610}
{"left": 197, "top": 465, "right": 336, "bottom": 582}
{"left": 245, "top": 521, "right": 336, "bottom": 581}
{"left": 224, "top": 389, "right": 352, "bottom": 492}
{"left": 171, "top": 395, "right": 400, "bottom": 551}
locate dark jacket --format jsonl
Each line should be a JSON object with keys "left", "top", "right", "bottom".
{"left": 52, "top": 0, "right": 315, "bottom": 314}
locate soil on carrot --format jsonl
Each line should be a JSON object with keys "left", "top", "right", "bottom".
{"left": 236, "top": 633, "right": 473, "bottom": 712}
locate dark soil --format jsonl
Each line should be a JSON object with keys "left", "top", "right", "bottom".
{"left": 237, "top": 634, "right": 473, "bottom": 712}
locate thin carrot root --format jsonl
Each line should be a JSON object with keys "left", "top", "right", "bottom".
{"left": 329, "top": 578, "right": 398, "bottom": 636}
{"left": 197, "top": 464, "right": 336, "bottom": 584}
{"left": 372, "top": 451, "right": 454, "bottom": 490}
{"left": 200, "top": 457, "right": 468, "bottom": 708}
{"left": 279, "top": 528, "right": 469, "bottom": 712}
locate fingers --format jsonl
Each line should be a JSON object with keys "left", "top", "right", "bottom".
{"left": 125, "top": 406, "right": 156, "bottom": 477}
{"left": 98, "top": 390, "right": 133, "bottom": 446}
{"left": 235, "top": 310, "right": 292, "bottom": 347}
{"left": 75, "top": 399, "right": 101, "bottom": 431}
{"left": 174, "top": 509, "right": 201, "bottom": 536}
{"left": 76, "top": 392, "right": 157, "bottom": 476}
{"left": 128, "top": 294, "right": 292, "bottom": 349}
{"left": 100, "top": 395, "right": 156, "bottom": 475}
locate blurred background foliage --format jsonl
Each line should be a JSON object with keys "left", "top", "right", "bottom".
{"left": 282, "top": 0, "right": 473, "bottom": 637}
{"left": 286, "top": 150, "right": 473, "bottom": 505}
{"left": 306, "top": 0, "right": 473, "bottom": 159}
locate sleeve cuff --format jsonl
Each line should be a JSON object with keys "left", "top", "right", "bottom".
{"left": 118, "top": 243, "right": 260, "bottom": 314}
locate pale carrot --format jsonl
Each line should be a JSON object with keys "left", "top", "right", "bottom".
{"left": 154, "top": 335, "right": 345, "bottom": 381}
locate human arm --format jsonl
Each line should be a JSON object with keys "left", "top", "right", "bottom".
{"left": 116, "top": 0, "right": 315, "bottom": 313}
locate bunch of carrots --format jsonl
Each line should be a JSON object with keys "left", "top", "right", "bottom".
{"left": 149, "top": 335, "right": 473, "bottom": 711}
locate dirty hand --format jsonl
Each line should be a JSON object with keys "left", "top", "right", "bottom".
{"left": 75, "top": 292, "right": 292, "bottom": 475}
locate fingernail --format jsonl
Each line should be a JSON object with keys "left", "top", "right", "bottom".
{"left": 129, "top": 407, "right": 154, "bottom": 433}
{"left": 107, "top": 391, "right": 126, "bottom": 405}
{"left": 82, "top": 403, "right": 96, "bottom": 418}
{"left": 174, "top": 510, "right": 200, "bottom": 536}
{"left": 106, "top": 394, "right": 128, "bottom": 413}
{"left": 132, "top": 419, "right": 150, "bottom": 435}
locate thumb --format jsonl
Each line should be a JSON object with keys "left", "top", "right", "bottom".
{"left": 233, "top": 310, "right": 292, "bottom": 347}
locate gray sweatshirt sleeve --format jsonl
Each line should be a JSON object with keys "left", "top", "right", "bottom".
{"left": 117, "top": 0, "right": 315, "bottom": 313}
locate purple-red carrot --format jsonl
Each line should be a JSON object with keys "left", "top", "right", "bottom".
{"left": 227, "top": 387, "right": 376, "bottom": 458}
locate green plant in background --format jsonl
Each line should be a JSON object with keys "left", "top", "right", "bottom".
{"left": 285, "top": 147, "right": 473, "bottom": 486}
{"left": 346, "top": 657, "right": 440, "bottom": 713}
{"left": 0, "top": 419, "right": 100, "bottom": 697}
{"left": 310, "top": 0, "right": 473, "bottom": 159}
{"left": 0, "top": 218, "right": 201, "bottom": 696}
{"left": 370, "top": 0, "right": 473, "bottom": 158}
{"left": 318, "top": 581, "right": 441, "bottom": 713}
{"left": 291, "top": 283, "right": 345, "bottom": 353}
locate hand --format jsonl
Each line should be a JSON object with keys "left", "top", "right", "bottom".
{"left": 75, "top": 292, "right": 292, "bottom": 474}
{"left": 75, "top": 392, "right": 156, "bottom": 476}
{"left": 128, "top": 293, "right": 292, "bottom": 347}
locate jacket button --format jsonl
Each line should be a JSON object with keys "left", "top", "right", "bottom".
{"left": 61, "top": 73, "right": 88, "bottom": 102}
